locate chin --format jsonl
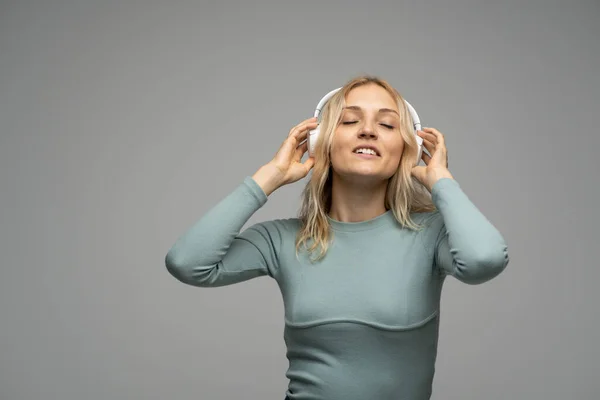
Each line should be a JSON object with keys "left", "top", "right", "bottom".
{"left": 334, "top": 168, "right": 392, "bottom": 185}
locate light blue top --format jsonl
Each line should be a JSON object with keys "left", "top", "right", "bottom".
{"left": 165, "top": 176, "right": 509, "bottom": 400}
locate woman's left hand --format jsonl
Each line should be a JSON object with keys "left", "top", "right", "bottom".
{"left": 411, "top": 127, "right": 454, "bottom": 192}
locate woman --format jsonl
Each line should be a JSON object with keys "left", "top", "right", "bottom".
{"left": 165, "top": 75, "right": 509, "bottom": 400}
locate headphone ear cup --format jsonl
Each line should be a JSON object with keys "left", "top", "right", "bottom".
{"left": 308, "top": 125, "right": 320, "bottom": 157}
{"left": 415, "top": 133, "right": 423, "bottom": 166}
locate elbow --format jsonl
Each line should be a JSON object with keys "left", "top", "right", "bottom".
{"left": 165, "top": 250, "right": 195, "bottom": 285}
{"left": 164, "top": 250, "right": 217, "bottom": 287}
{"left": 454, "top": 245, "right": 509, "bottom": 285}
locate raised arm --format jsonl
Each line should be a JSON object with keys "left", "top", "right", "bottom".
{"left": 411, "top": 127, "right": 509, "bottom": 284}
{"left": 165, "top": 176, "right": 276, "bottom": 287}
{"left": 165, "top": 117, "right": 318, "bottom": 287}
{"left": 430, "top": 178, "right": 509, "bottom": 284}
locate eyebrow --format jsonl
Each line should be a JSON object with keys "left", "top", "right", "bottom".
{"left": 343, "top": 105, "right": 399, "bottom": 116}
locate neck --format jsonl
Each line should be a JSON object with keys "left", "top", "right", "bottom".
{"left": 328, "top": 173, "right": 389, "bottom": 223}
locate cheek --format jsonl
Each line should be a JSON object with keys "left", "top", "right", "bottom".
{"left": 396, "top": 138, "right": 406, "bottom": 153}
{"left": 330, "top": 148, "right": 349, "bottom": 168}
{"left": 387, "top": 136, "right": 405, "bottom": 162}
{"left": 330, "top": 129, "right": 352, "bottom": 157}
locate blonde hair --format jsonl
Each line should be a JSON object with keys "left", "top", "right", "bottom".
{"left": 295, "top": 75, "right": 436, "bottom": 262}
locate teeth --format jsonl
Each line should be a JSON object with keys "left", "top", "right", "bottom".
{"left": 355, "top": 148, "right": 377, "bottom": 155}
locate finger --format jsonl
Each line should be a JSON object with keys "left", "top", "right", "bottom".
{"left": 417, "top": 130, "right": 437, "bottom": 142}
{"left": 287, "top": 130, "right": 312, "bottom": 155}
{"left": 421, "top": 151, "right": 432, "bottom": 165}
{"left": 296, "top": 138, "right": 308, "bottom": 150}
{"left": 421, "top": 138, "right": 436, "bottom": 152}
{"left": 288, "top": 122, "right": 318, "bottom": 146}
{"left": 411, "top": 165, "right": 425, "bottom": 178}
{"left": 422, "top": 127, "right": 445, "bottom": 145}
{"left": 294, "top": 140, "right": 308, "bottom": 159}
{"left": 418, "top": 131, "right": 441, "bottom": 151}
{"left": 294, "top": 121, "right": 318, "bottom": 142}
{"left": 281, "top": 128, "right": 313, "bottom": 159}
{"left": 302, "top": 156, "right": 315, "bottom": 172}
{"left": 421, "top": 131, "right": 448, "bottom": 157}
{"left": 290, "top": 117, "right": 317, "bottom": 132}
{"left": 288, "top": 117, "right": 318, "bottom": 138}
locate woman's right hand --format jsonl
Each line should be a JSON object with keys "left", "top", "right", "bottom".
{"left": 252, "top": 117, "right": 318, "bottom": 196}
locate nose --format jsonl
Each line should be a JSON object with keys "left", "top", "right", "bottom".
{"left": 358, "top": 120, "right": 377, "bottom": 139}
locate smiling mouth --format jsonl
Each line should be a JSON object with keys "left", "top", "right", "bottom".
{"left": 353, "top": 148, "right": 380, "bottom": 157}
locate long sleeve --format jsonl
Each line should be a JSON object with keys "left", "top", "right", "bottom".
{"left": 429, "top": 178, "right": 509, "bottom": 284}
{"left": 165, "top": 176, "right": 281, "bottom": 287}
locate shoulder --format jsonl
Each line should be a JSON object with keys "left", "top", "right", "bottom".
{"left": 410, "top": 210, "right": 446, "bottom": 253}
{"left": 241, "top": 217, "right": 301, "bottom": 246}
{"left": 249, "top": 217, "right": 301, "bottom": 233}
{"left": 410, "top": 210, "right": 444, "bottom": 231}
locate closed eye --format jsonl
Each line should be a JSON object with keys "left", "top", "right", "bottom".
{"left": 341, "top": 121, "right": 394, "bottom": 129}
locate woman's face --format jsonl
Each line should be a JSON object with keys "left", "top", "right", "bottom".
{"left": 330, "top": 84, "right": 405, "bottom": 184}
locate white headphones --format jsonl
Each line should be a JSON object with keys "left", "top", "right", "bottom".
{"left": 307, "top": 87, "right": 424, "bottom": 165}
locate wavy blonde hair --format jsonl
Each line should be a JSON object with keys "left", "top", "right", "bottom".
{"left": 295, "top": 75, "right": 436, "bottom": 262}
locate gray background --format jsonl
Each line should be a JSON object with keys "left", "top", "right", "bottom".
{"left": 1, "top": 0, "right": 598, "bottom": 399}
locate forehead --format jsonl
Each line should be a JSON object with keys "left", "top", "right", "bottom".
{"left": 344, "top": 84, "right": 398, "bottom": 111}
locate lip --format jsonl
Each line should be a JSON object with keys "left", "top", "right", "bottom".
{"left": 352, "top": 144, "right": 381, "bottom": 157}
{"left": 354, "top": 153, "right": 379, "bottom": 160}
